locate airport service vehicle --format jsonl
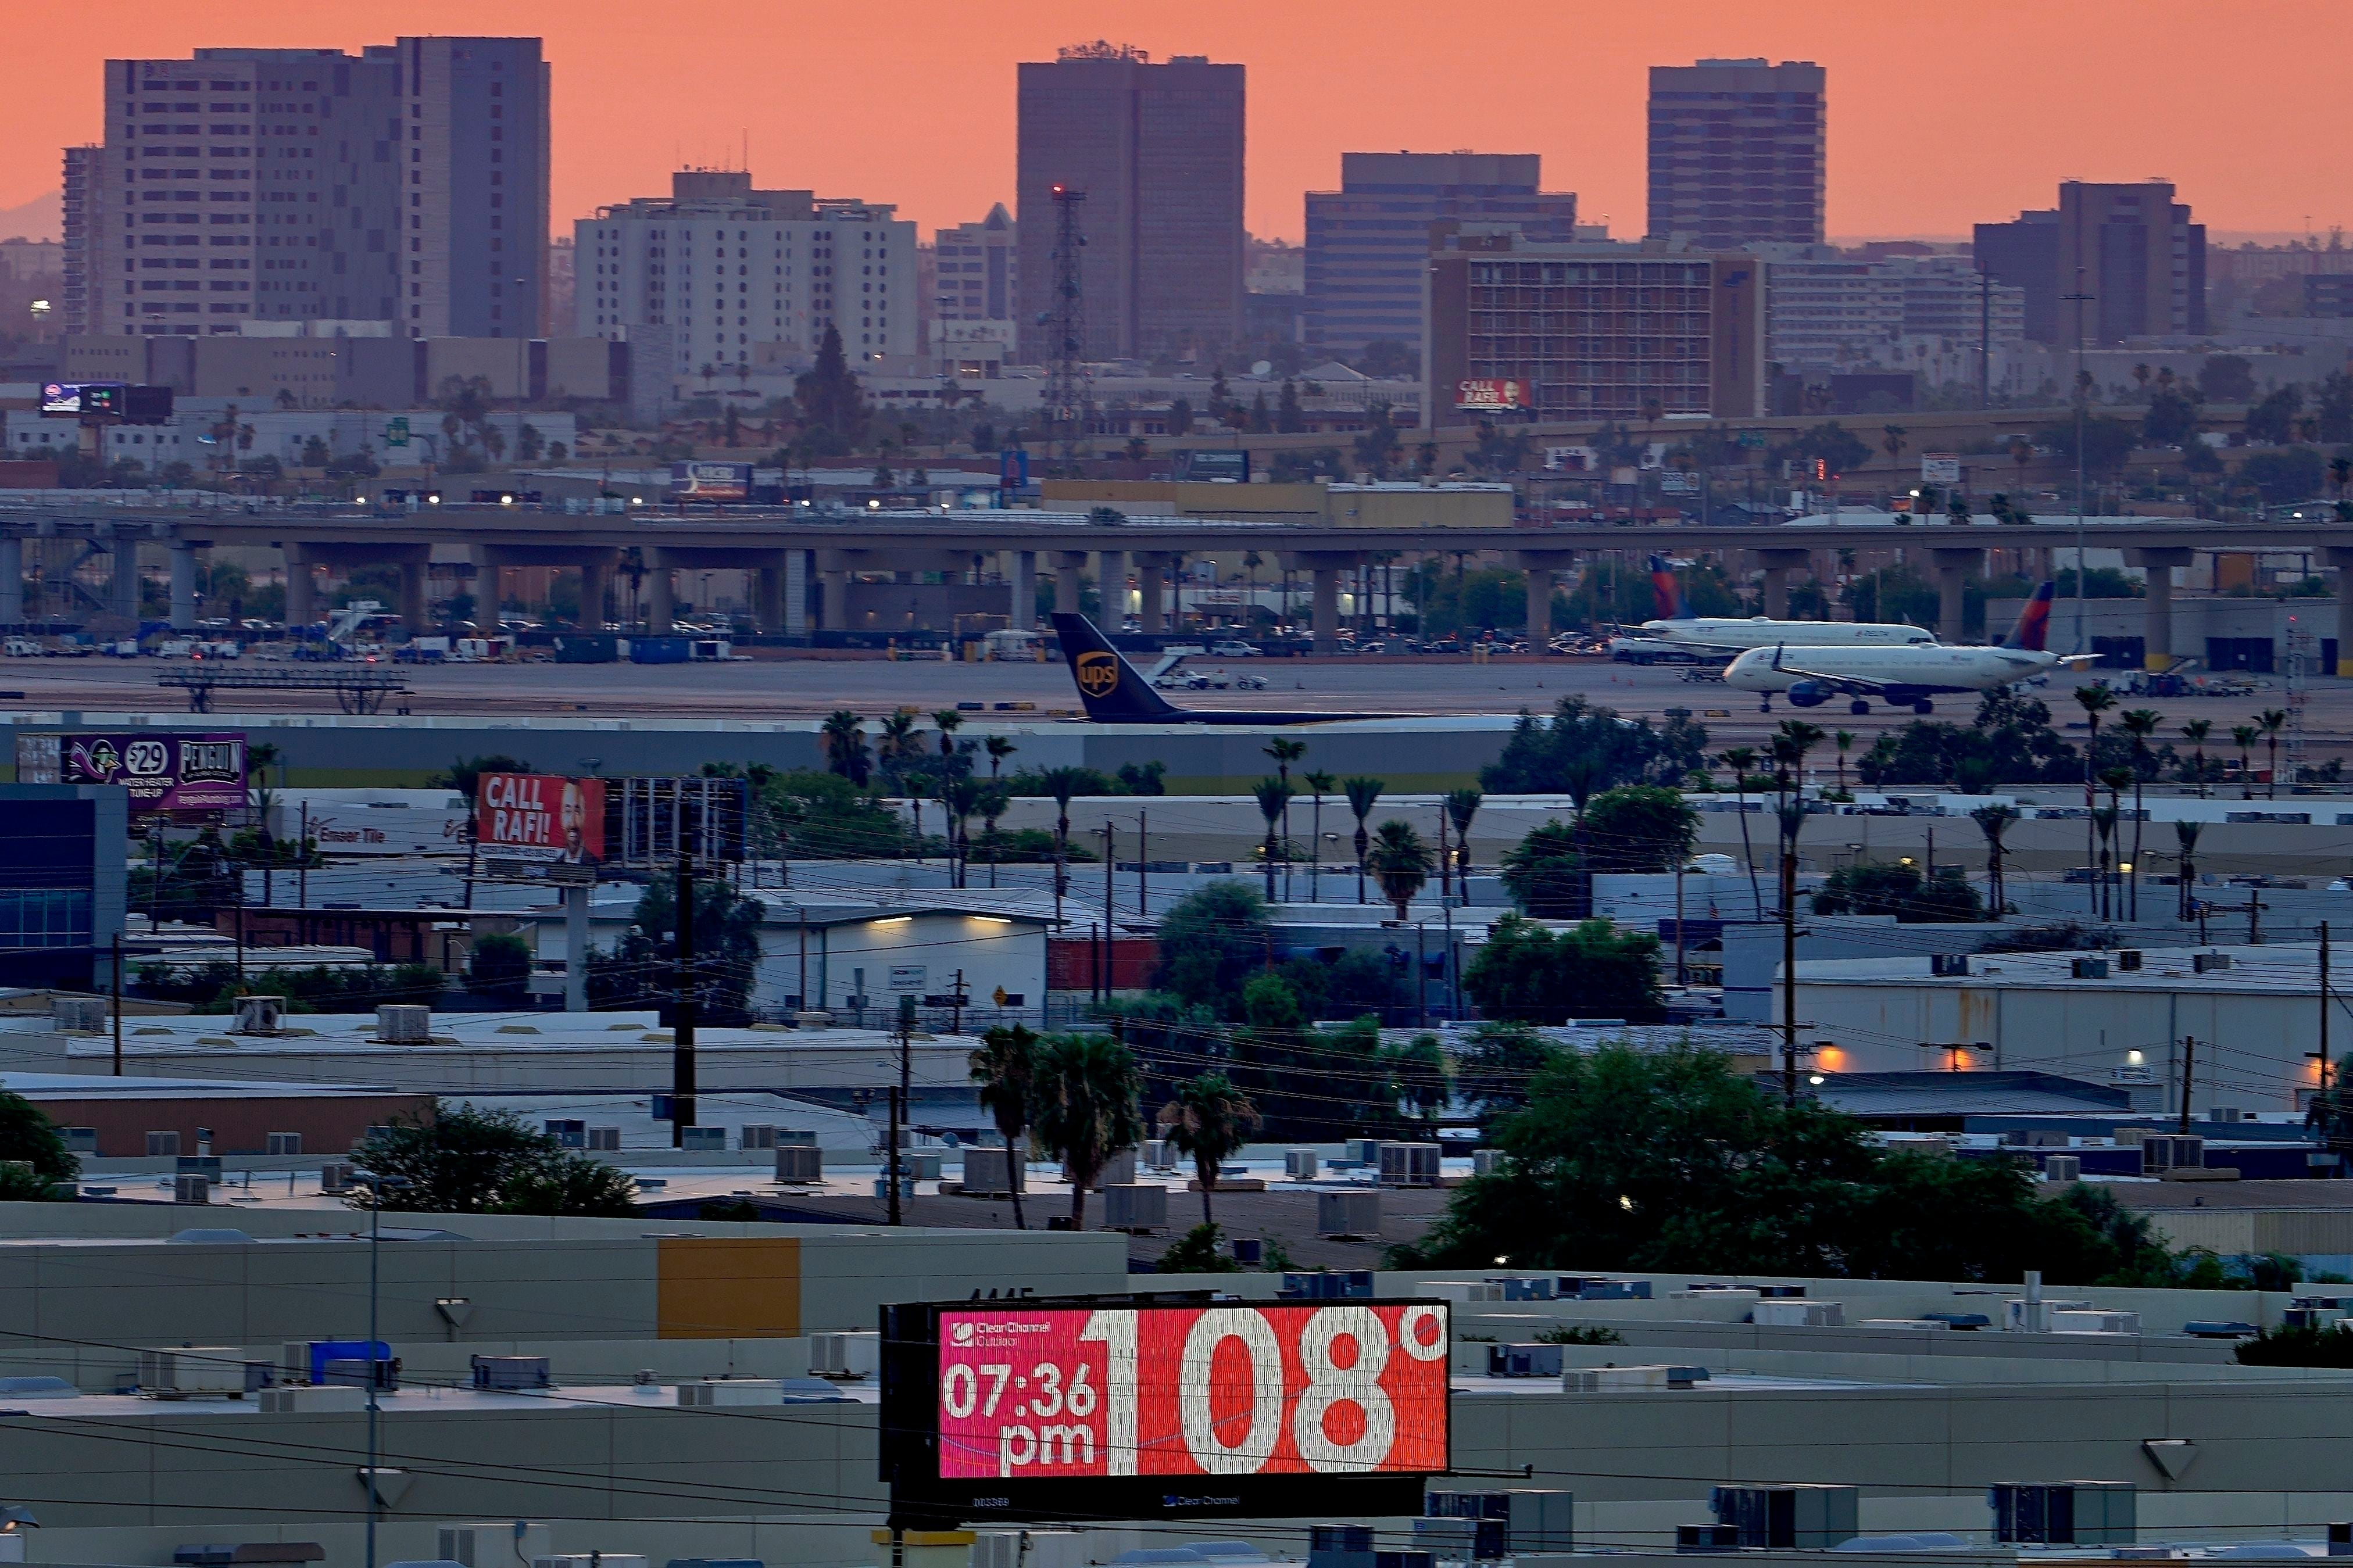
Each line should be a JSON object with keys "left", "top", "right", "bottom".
{"left": 1724, "top": 582, "right": 2094, "bottom": 715}
{"left": 1637, "top": 553, "right": 1934, "bottom": 653}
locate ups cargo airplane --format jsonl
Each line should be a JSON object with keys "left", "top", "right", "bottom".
{"left": 1725, "top": 582, "right": 2097, "bottom": 715}
{"left": 1052, "top": 613, "right": 1392, "bottom": 725}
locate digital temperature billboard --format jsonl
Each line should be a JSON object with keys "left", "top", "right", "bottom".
{"left": 881, "top": 1297, "right": 1450, "bottom": 1526}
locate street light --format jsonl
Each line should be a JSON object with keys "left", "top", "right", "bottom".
{"left": 345, "top": 1171, "right": 410, "bottom": 1568}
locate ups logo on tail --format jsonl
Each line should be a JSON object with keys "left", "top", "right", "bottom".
{"left": 1075, "top": 651, "right": 1120, "bottom": 697}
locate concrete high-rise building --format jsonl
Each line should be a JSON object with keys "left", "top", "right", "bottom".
{"left": 1304, "top": 152, "right": 1576, "bottom": 360}
{"left": 1647, "top": 58, "right": 1826, "bottom": 249}
{"left": 576, "top": 170, "right": 917, "bottom": 378}
{"left": 1423, "top": 225, "right": 1765, "bottom": 427}
{"left": 1762, "top": 246, "right": 2025, "bottom": 373}
{"left": 1015, "top": 43, "right": 1244, "bottom": 363}
{"left": 1975, "top": 181, "right": 2205, "bottom": 346}
{"left": 932, "top": 205, "right": 1017, "bottom": 328}
{"left": 65, "top": 38, "right": 545, "bottom": 341}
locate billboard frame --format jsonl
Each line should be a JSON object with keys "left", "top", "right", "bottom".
{"left": 878, "top": 1294, "right": 1450, "bottom": 1529}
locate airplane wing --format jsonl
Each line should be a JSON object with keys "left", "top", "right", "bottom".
{"left": 1766, "top": 646, "right": 1903, "bottom": 696}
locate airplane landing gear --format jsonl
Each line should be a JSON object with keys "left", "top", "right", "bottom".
{"left": 1912, "top": 700, "right": 1934, "bottom": 715}
{"left": 1850, "top": 699, "right": 1872, "bottom": 716}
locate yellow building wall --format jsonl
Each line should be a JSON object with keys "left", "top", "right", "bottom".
{"left": 657, "top": 1236, "right": 802, "bottom": 1339}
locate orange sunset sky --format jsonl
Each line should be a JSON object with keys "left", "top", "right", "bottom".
{"left": 1, "top": 0, "right": 2344, "bottom": 246}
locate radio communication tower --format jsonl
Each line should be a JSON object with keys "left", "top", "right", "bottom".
{"left": 1044, "top": 184, "right": 1090, "bottom": 464}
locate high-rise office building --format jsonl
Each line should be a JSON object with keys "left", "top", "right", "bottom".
{"left": 66, "top": 38, "right": 546, "bottom": 341}
{"left": 1304, "top": 152, "right": 1576, "bottom": 359}
{"left": 1647, "top": 58, "right": 1826, "bottom": 249}
{"left": 1423, "top": 225, "right": 1765, "bottom": 427}
{"left": 932, "top": 205, "right": 1017, "bottom": 328}
{"left": 1015, "top": 43, "right": 1244, "bottom": 362}
{"left": 577, "top": 170, "right": 917, "bottom": 377}
{"left": 1975, "top": 180, "right": 2205, "bottom": 345}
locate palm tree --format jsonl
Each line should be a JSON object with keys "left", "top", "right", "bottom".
{"left": 878, "top": 708, "right": 921, "bottom": 794}
{"left": 820, "top": 710, "right": 869, "bottom": 785}
{"left": 2096, "top": 766, "right": 2133, "bottom": 921}
{"left": 903, "top": 773, "right": 932, "bottom": 858}
{"left": 2258, "top": 707, "right": 2288, "bottom": 798}
{"left": 2075, "top": 684, "right": 2117, "bottom": 878}
{"left": 1718, "top": 746, "right": 1765, "bottom": 919}
{"left": 1771, "top": 721, "right": 1826, "bottom": 916}
{"left": 1971, "top": 803, "right": 2018, "bottom": 918}
{"left": 1029, "top": 1032, "right": 1144, "bottom": 1229}
{"left": 1343, "top": 776, "right": 1384, "bottom": 904}
{"left": 2174, "top": 819, "right": 2203, "bottom": 921}
{"left": 1303, "top": 769, "right": 1336, "bottom": 903}
{"left": 932, "top": 708, "right": 965, "bottom": 762}
{"left": 1832, "top": 729, "right": 1854, "bottom": 797}
{"left": 942, "top": 777, "right": 981, "bottom": 889}
{"left": 1445, "top": 787, "right": 1483, "bottom": 900}
{"left": 984, "top": 735, "right": 1016, "bottom": 782}
{"left": 968, "top": 1023, "right": 1040, "bottom": 1230}
{"left": 2119, "top": 708, "right": 2161, "bottom": 921}
{"left": 2231, "top": 724, "right": 2260, "bottom": 800}
{"left": 1159, "top": 1073, "right": 1261, "bottom": 1229}
{"left": 246, "top": 741, "right": 284, "bottom": 905}
{"left": 2180, "top": 719, "right": 2213, "bottom": 799}
{"left": 1365, "top": 819, "right": 1436, "bottom": 921}
{"left": 1265, "top": 739, "right": 1306, "bottom": 897}
{"left": 1251, "top": 778, "right": 1294, "bottom": 898}
{"left": 977, "top": 783, "right": 1009, "bottom": 889}
{"left": 1040, "top": 766, "right": 1089, "bottom": 919}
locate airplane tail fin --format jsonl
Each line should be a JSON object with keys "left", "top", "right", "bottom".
{"left": 1647, "top": 554, "right": 1689, "bottom": 620}
{"left": 1050, "top": 613, "right": 1183, "bottom": 721}
{"left": 2002, "top": 581, "right": 2058, "bottom": 651}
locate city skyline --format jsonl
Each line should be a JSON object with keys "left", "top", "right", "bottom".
{"left": 0, "top": 0, "right": 2347, "bottom": 249}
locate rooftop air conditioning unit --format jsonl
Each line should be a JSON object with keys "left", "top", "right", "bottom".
{"left": 1378, "top": 1141, "right": 1442, "bottom": 1187}
{"left": 2048, "top": 1309, "right": 2140, "bottom": 1334}
{"left": 676, "top": 1379, "right": 787, "bottom": 1407}
{"left": 902, "top": 1151, "right": 943, "bottom": 1180}
{"left": 1930, "top": 954, "right": 1969, "bottom": 977}
{"left": 1473, "top": 1150, "right": 1504, "bottom": 1177}
{"left": 1486, "top": 1344, "right": 1567, "bottom": 1379}
{"left": 469, "top": 1355, "right": 551, "bottom": 1391}
{"left": 1102, "top": 1183, "right": 1168, "bottom": 1233}
{"left": 258, "top": 1384, "right": 366, "bottom": 1413}
{"left": 233, "top": 994, "right": 283, "bottom": 1036}
{"left": 1426, "top": 1491, "right": 1575, "bottom": 1556}
{"left": 1428, "top": 1281, "right": 1509, "bottom": 1304}
{"left": 1486, "top": 1276, "right": 1555, "bottom": 1301}
{"left": 959, "top": 1145, "right": 1022, "bottom": 1196}
{"left": 810, "top": 1331, "right": 879, "bottom": 1380}
{"left": 173, "top": 1174, "right": 211, "bottom": 1204}
{"left": 146, "top": 1130, "right": 182, "bottom": 1157}
{"left": 1753, "top": 1299, "right": 1845, "bottom": 1327}
{"left": 2116, "top": 950, "right": 2144, "bottom": 972}
{"left": 679, "top": 1126, "right": 726, "bottom": 1151}
{"left": 1286, "top": 1149, "right": 1321, "bottom": 1180}
{"left": 1710, "top": 1484, "right": 1860, "bottom": 1549}
{"left": 137, "top": 1348, "right": 252, "bottom": 1398}
{"left": 440, "top": 1524, "right": 553, "bottom": 1568}
{"left": 585, "top": 1127, "right": 621, "bottom": 1151}
{"left": 2140, "top": 1134, "right": 2204, "bottom": 1175}
{"left": 1563, "top": 1365, "right": 1708, "bottom": 1391}
{"left": 266, "top": 1132, "right": 302, "bottom": 1155}
{"left": 1317, "top": 1188, "right": 1381, "bottom": 1239}
{"left": 1093, "top": 1149, "right": 1138, "bottom": 1188}
{"left": 1560, "top": 1276, "right": 1653, "bottom": 1301}
{"left": 2071, "top": 958, "right": 2110, "bottom": 979}
{"left": 1144, "top": 1139, "right": 1175, "bottom": 1169}
{"left": 739, "top": 1125, "right": 778, "bottom": 1150}
{"left": 1989, "top": 1481, "right": 2137, "bottom": 1546}
{"left": 2194, "top": 953, "right": 2233, "bottom": 973}
{"left": 774, "top": 1145, "right": 823, "bottom": 1183}
{"left": 51, "top": 996, "right": 106, "bottom": 1032}
{"left": 532, "top": 1555, "right": 647, "bottom": 1568}
{"left": 319, "top": 1161, "right": 355, "bottom": 1193}
{"left": 1279, "top": 1270, "right": 1376, "bottom": 1301}
{"left": 375, "top": 1005, "right": 431, "bottom": 1043}
{"left": 543, "top": 1119, "right": 585, "bottom": 1148}
{"left": 2044, "top": 1154, "right": 2082, "bottom": 1183}
{"left": 971, "top": 1535, "right": 1024, "bottom": 1568}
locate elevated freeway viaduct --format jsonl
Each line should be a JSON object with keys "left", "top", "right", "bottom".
{"left": 4, "top": 502, "right": 2350, "bottom": 669}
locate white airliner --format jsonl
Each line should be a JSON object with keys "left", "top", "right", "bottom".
{"left": 1636, "top": 554, "right": 1934, "bottom": 653}
{"left": 1723, "top": 582, "right": 2097, "bottom": 715}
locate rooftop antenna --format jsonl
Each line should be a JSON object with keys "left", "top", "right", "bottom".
{"left": 1045, "top": 184, "right": 1091, "bottom": 466}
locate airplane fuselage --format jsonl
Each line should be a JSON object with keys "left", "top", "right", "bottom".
{"left": 1642, "top": 617, "right": 1934, "bottom": 652}
{"left": 1723, "top": 643, "right": 2069, "bottom": 703}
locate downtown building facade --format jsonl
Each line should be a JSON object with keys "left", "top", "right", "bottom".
{"left": 1647, "top": 58, "right": 1826, "bottom": 249}
{"left": 1975, "top": 180, "right": 2207, "bottom": 346}
{"left": 575, "top": 170, "right": 917, "bottom": 378}
{"left": 63, "top": 39, "right": 549, "bottom": 341}
{"left": 1762, "top": 246, "right": 2025, "bottom": 372}
{"left": 1015, "top": 44, "right": 1245, "bottom": 363}
{"left": 1422, "top": 225, "right": 1765, "bottom": 430}
{"left": 1304, "top": 152, "right": 1577, "bottom": 360}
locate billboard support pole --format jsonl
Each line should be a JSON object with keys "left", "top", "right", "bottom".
{"left": 564, "top": 883, "right": 589, "bottom": 1013}
{"left": 672, "top": 853, "right": 696, "bottom": 1147}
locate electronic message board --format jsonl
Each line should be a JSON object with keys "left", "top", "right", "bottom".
{"left": 879, "top": 1296, "right": 1450, "bottom": 1526}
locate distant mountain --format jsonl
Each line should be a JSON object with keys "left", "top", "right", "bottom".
{"left": 0, "top": 191, "right": 61, "bottom": 243}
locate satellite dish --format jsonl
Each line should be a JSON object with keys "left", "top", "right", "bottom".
{"left": 1251, "top": 360, "right": 1272, "bottom": 377}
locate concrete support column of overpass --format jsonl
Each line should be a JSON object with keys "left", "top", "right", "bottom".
{"left": 169, "top": 542, "right": 198, "bottom": 632}
{"left": 1133, "top": 553, "right": 1167, "bottom": 635}
{"left": 1517, "top": 552, "right": 1576, "bottom": 649}
{"left": 645, "top": 550, "right": 675, "bottom": 634}
{"left": 2127, "top": 547, "right": 2193, "bottom": 671}
{"left": 1052, "top": 552, "right": 1086, "bottom": 617}
{"left": 1280, "top": 551, "right": 1355, "bottom": 653}
{"left": 821, "top": 569, "right": 850, "bottom": 632}
{"left": 398, "top": 559, "right": 429, "bottom": 633}
{"left": 1010, "top": 550, "right": 1036, "bottom": 632}
{"left": 783, "top": 549, "right": 809, "bottom": 638}
{"left": 2330, "top": 547, "right": 2353, "bottom": 676}
{"left": 109, "top": 535, "right": 140, "bottom": 622}
{"left": 283, "top": 544, "right": 315, "bottom": 629}
{"left": 754, "top": 559, "right": 785, "bottom": 635}
{"left": 580, "top": 553, "right": 616, "bottom": 632}
{"left": 1097, "top": 551, "right": 1126, "bottom": 624}
{"left": 1756, "top": 547, "right": 1813, "bottom": 621}
{"left": 1929, "top": 547, "right": 1980, "bottom": 643}
{"left": 0, "top": 536, "right": 20, "bottom": 625}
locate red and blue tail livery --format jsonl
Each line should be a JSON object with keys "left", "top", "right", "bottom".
{"left": 2003, "top": 581, "right": 2056, "bottom": 652}
{"left": 1647, "top": 554, "right": 1689, "bottom": 620}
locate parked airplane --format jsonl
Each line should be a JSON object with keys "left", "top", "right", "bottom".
{"left": 1722, "top": 582, "right": 2094, "bottom": 715}
{"left": 1634, "top": 553, "right": 1936, "bottom": 653}
{"left": 1050, "top": 613, "right": 1388, "bottom": 725}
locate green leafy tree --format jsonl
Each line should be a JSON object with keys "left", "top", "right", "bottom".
{"left": 0, "top": 1093, "right": 79, "bottom": 1189}
{"left": 1461, "top": 914, "right": 1662, "bottom": 1025}
{"left": 1483, "top": 696, "right": 1708, "bottom": 796}
{"left": 352, "top": 1103, "right": 635, "bottom": 1215}
{"left": 586, "top": 876, "right": 765, "bottom": 1025}
{"left": 1453, "top": 1022, "right": 1557, "bottom": 1122}
{"left": 427, "top": 754, "right": 531, "bottom": 802}
{"left": 466, "top": 932, "right": 534, "bottom": 997}
{"left": 969, "top": 1023, "right": 1040, "bottom": 1230}
{"left": 820, "top": 711, "right": 871, "bottom": 786}
{"left": 1159, "top": 1073, "right": 1261, "bottom": 1228}
{"left": 1580, "top": 785, "right": 1698, "bottom": 874}
{"left": 1499, "top": 821, "right": 1584, "bottom": 917}
{"left": 794, "top": 324, "right": 871, "bottom": 455}
{"left": 1811, "top": 861, "right": 1984, "bottom": 922}
{"left": 1381, "top": 1032, "right": 1451, "bottom": 1129}
{"left": 1029, "top": 1033, "right": 1145, "bottom": 1227}
{"left": 1151, "top": 881, "right": 1272, "bottom": 1014}
{"left": 1157, "top": 1222, "right": 1240, "bottom": 1273}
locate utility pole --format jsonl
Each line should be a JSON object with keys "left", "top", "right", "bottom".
{"left": 2178, "top": 1034, "right": 2197, "bottom": 1133}
{"left": 888, "top": 994, "right": 914, "bottom": 1226}
{"left": 1782, "top": 908, "right": 1801, "bottom": 1108}
{"left": 1100, "top": 823, "right": 1115, "bottom": 931}
{"left": 671, "top": 851, "right": 696, "bottom": 1147}
{"left": 110, "top": 933, "right": 123, "bottom": 1077}
{"left": 2062, "top": 271, "right": 2095, "bottom": 655}
{"left": 1137, "top": 810, "right": 1148, "bottom": 916}
{"left": 2319, "top": 922, "right": 2333, "bottom": 1096}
